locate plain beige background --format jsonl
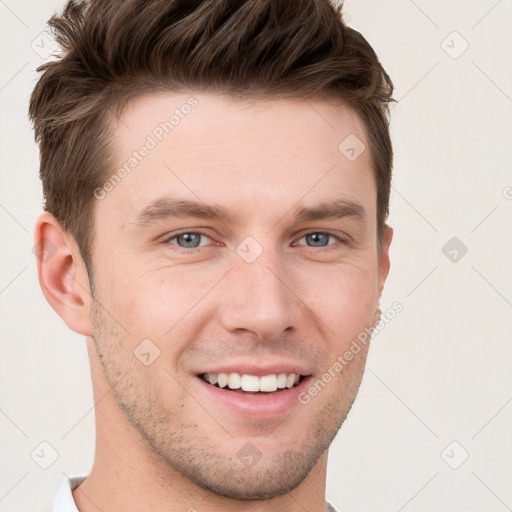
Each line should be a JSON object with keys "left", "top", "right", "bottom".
{"left": 0, "top": 1, "right": 511, "bottom": 511}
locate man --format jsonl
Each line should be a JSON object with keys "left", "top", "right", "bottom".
{"left": 30, "top": 0, "right": 394, "bottom": 510}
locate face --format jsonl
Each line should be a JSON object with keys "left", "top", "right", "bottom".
{"left": 88, "top": 92, "right": 391, "bottom": 499}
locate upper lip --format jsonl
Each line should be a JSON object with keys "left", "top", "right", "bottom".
{"left": 196, "top": 361, "right": 312, "bottom": 378}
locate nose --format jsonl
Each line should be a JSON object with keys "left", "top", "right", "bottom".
{"left": 217, "top": 248, "right": 303, "bottom": 342}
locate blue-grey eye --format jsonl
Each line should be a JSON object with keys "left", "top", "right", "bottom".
{"left": 303, "top": 232, "right": 332, "bottom": 247}
{"left": 174, "top": 232, "right": 204, "bottom": 248}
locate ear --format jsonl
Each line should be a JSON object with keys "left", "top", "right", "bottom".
{"left": 374, "top": 224, "right": 393, "bottom": 323}
{"left": 34, "top": 212, "right": 93, "bottom": 336}
{"left": 377, "top": 224, "right": 393, "bottom": 294}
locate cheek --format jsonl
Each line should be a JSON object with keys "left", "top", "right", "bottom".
{"left": 111, "top": 268, "right": 215, "bottom": 342}
{"left": 302, "top": 264, "right": 379, "bottom": 331}
{"left": 296, "top": 273, "right": 378, "bottom": 373}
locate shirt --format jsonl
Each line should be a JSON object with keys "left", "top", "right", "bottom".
{"left": 54, "top": 475, "right": 86, "bottom": 512}
{"left": 54, "top": 475, "right": 339, "bottom": 511}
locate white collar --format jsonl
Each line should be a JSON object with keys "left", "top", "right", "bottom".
{"left": 53, "top": 475, "right": 87, "bottom": 512}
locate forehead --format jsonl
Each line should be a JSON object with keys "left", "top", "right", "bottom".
{"left": 102, "top": 91, "right": 376, "bottom": 225}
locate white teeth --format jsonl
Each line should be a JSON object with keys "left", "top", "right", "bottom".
{"left": 260, "top": 374, "right": 278, "bottom": 392}
{"left": 276, "top": 373, "right": 287, "bottom": 389}
{"left": 241, "top": 374, "right": 260, "bottom": 392}
{"left": 228, "top": 372, "right": 241, "bottom": 389}
{"left": 217, "top": 372, "right": 228, "bottom": 388}
{"left": 203, "top": 372, "right": 303, "bottom": 392}
{"left": 208, "top": 373, "right": 218, "bottom": 385}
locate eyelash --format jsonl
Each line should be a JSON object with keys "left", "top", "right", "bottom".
{"left": 163, "top": 230, "right": 348, "bottom": 252}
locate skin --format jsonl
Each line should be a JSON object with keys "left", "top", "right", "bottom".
{"left": 35, "top": 92, "right": 392, "bottom": 512}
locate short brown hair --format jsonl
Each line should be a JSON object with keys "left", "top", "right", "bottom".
{"left": 29, "top": 0, "right": 395, "bottom": 279}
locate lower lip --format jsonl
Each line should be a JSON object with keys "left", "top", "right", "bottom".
{"left": 194, "top": 375, "right": 312, "bottom": 419}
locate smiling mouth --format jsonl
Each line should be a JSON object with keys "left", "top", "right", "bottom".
{"left": 199, "top": 372, "right": 307, "bottom": 394}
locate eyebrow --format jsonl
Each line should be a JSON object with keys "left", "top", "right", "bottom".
{"left": 134, "top": 197, "right": 240, "bottom": 226}
{"left": 295, "top": 199, "right": 366, "bottom": 224}
{"left": 133, "top": 196, "right": 367, "bottom": 227}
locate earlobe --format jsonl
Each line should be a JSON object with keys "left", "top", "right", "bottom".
{"left": 34, "top": 212, "right": 93, "bottom": 336}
